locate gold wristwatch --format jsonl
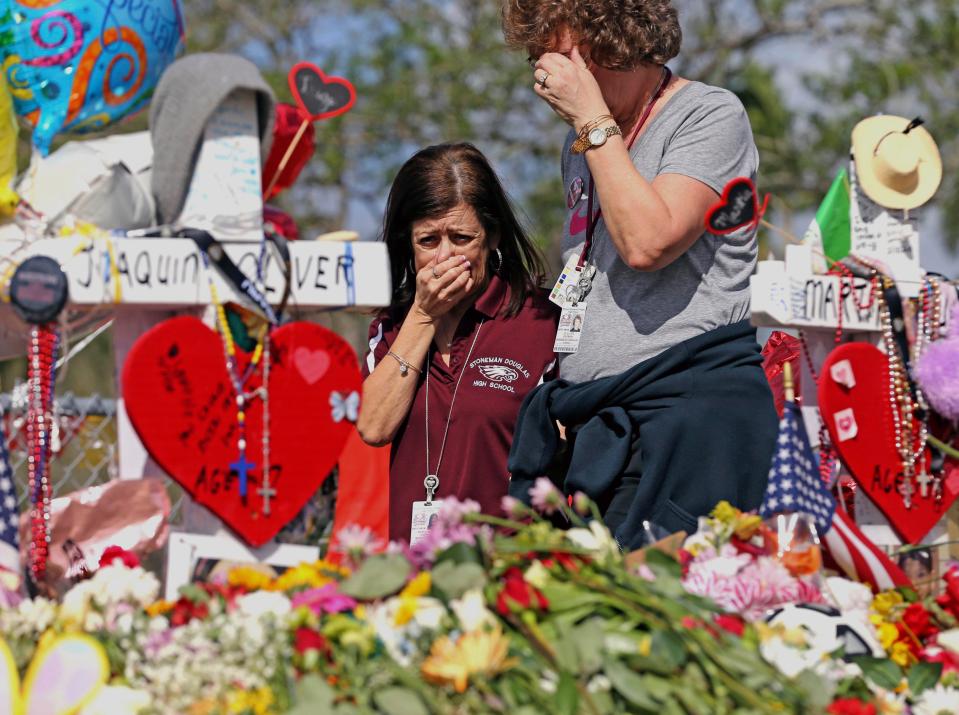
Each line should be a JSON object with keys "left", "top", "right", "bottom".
{"left": 571, "top": 123, "right": 622, "bottom": 154}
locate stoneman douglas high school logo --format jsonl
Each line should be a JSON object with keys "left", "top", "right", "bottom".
{"left": 478, "top": 364, "right": 519, "bottom": 382}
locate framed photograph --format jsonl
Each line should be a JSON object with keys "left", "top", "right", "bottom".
{"left": 165, "top": 531, "right": 320, "bottom": 600}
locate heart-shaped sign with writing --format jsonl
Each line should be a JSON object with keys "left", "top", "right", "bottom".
{"left": 818, "top": 343, "right": 959, "bottom": 543}
{"left": 705, "top": 176, "right": 769, "bottom": 235}
{"left": 121, "top": 316, "right": 362, "bottom": 547}
{"left": 289, "top": 62, "right": 356, "bottom": 121}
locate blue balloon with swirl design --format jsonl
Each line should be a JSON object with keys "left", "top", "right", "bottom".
{"left": 0, "top": 0, "right": 185, "bottom": 155}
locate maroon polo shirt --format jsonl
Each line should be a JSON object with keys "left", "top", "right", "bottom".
{"left": 363, "top": 275, "right": 559, "bottom": 541}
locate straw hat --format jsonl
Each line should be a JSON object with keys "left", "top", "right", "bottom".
{"left": 851, "top": 115, "right": 942, "bottom": 210}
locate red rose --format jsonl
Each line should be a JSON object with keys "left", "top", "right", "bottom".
{"left": 496, "top": 567, "right": 549, "bottom": 615}
{"left": 826, "top": 697, "right": 876, "bottom": 715}
{"left": 902, "top": 602, "right": 936, "bottom": 640}
{"left": 714, "top": 614, "right": 745, "bottom": 637}
{"left": 294, "top": 627, "right": 328, "bottom": 654}
{"left": 98, "top": 545, "right": 140, "bottom": 569}
{"left": 920, "top": 645, "right": 959, "bottom": 674}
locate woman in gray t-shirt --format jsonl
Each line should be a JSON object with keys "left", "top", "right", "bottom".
{"left": 503, "top": 0, "right": 777, "bottom": 548}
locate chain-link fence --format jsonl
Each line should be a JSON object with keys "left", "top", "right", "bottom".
{"left": 1, "top": 391, "right": 119, "bottom": 508}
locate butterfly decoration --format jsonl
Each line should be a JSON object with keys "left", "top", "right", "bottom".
{"left": 0, "top": 633, "right": 109, "bottom": 715}
{"left": 704, "top": 176, "right": 770, "bottom": 236}
{"left": 330, "top": 391, "right": 361, "bottom": 424}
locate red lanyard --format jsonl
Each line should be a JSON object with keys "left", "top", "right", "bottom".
{"left": 577, "top": 67, "right": 673, "bottom": 269}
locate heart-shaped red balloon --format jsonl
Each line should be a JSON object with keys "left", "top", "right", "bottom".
{"left": 121, "top": 316, "right": 361, "bottom": 547}
{"left": 819, "top": 343, "right": 959, "bottom": 544}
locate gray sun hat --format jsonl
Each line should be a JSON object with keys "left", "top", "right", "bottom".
{"left": 149, "top": 53, "right": 276, "bottom": 226}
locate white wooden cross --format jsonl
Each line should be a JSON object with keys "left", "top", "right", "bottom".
{"left": 0, "top": 89, "right": 391, "bottom": 538}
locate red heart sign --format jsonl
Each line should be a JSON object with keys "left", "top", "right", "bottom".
{"left": 818, "top": 343, "right": 959, "bottom": 543}
{"left": 121, "top": 317, "right": 362, "bottom": 547}
{"left": 288, "top": 62, "right": 356, "bottom": 121}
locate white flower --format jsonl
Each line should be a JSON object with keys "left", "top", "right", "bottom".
{"left": 567, "top": 521, "right": 619, "bottom": 559}
{"left": 936, "top": 628, "right": 959, "bottom": 654}
{"left": 587, "top": 674, "right": 611, "bottom": 693}
{"left": 524, "top": 561, "right": 550, "bottom": 589}
{"left": 449, "top": 589, "right": 495, "bottom": 632}
{"left": 234, "top": 591, "right": 291, "bottom": 619}
{"left": 913, "top": 684, "right": 959, "bottom": 715}
{"left": 79, "top": 685, "right": 152, "bottom": 715}
{"left": 410, "top": 597, "right": 446, "bottom": 630}
{"left": 822, "top": 576, "right": 873, "bottom": 619}
{"left": 868, "top": 686, "right": 906, "bottom": 714}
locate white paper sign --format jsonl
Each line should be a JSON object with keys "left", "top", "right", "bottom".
{"left": 849, "top": 162, "right": 922, "bottom": 298}
{"left": 178, "top": 90, "right": 264, "bottom": 241}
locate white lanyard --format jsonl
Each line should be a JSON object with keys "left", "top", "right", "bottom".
{"left": 423, "top": 319, "right": 484, "bottom": 503}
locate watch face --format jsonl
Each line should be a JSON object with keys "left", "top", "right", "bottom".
{"left": 588, "top": 127, "right": 607, "bottom": 146}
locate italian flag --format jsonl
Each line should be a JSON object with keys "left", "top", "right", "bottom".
{"left": 803, "top": 168, "right": 851, "bottom": 271}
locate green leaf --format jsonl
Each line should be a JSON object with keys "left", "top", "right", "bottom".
{"left": 286, "top": 674, "right": 335, "bottom": 714}
{"left": 341, "top": 554, "right": 412, "bottom": 600}
{"left": 650, "top": 630, "right": 687, "bottom": 671}
{"left": 554, "top": 672, "right": 579, "bottom": 715}
{"left": 643, "top": 548, "right": 682, "bottom": 580}
{"left": 605, "top": 658, "right": 658, "bottom": 711}
{"left": 908, "top": 660, "right": 943, "bottom": 697}
{"left": 430, "top": 560, "right": 486, "bottom": 600}
{"left": 372, "top": 686, "right": 429, "bottom": 715}
{"left": 571, "top": 619, "right": 605, "bottom": 675}
{"left": 434, "top": 540, "right": 482, "bottom": 566}
{"left": 851, "top": 656, "right": 904, "bottom": 690}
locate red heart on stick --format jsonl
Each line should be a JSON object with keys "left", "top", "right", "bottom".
{"left": 121, "top": 317, "right": 361, "bottom": 547}
{"left": 818, "top": 343, "right": 959, "bottom": 544}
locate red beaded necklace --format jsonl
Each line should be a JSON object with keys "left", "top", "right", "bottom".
{"left": 26, "top": 324, "right": 59, "bottom": 585}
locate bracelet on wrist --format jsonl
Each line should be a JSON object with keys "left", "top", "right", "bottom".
{"left": 387, "top": 350, "right": 422, "bottom": 376}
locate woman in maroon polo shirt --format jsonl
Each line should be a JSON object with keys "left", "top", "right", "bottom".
{"left": 357, "top": 143, "right": 559, "bottom": 543}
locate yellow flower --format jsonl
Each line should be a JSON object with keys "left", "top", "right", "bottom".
{"left": 876, "top": 622, "right": 900, "bottom": 651}
{"left": 733, "top": 513, "right": 763, "bottom": 540}
{"left": 400, "top": 572, "right": 431, "bottom": 599}
{"left": 394, "top": 597, "right": 419, "bottom": 627}
{"left": 421, "top": 628, "right": 516, "bottom": 692}
{"left": 872, "top": 591, "right": 904, "bottom": 618}
{"left": 227, "top": 687, "right": 275, "bottom": 715}
{"left": 638, "top": 635, "right": 651, "bottom": 657}
{"left": 228, "top": 565, "right": 274, "bottom": 591}
{"left": 145, "top": 600, "right": 175, "bottom": 618}
{"left": 889, "top": 640, "right": 916, "bottom": 668}
{"left": 711, "top": 501, "right": 739, "bottom": 524}
{"left": 270, "top": 559, "right": 350, "bottom": 593}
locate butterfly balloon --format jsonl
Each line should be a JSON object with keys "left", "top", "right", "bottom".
{"left": 0, "top": 633, "right": 109, "bottom": 714}
{"left": 0, "top": 0, "right": 186, "bottom": 155}
{"left": 330, "top": 390, "right": 360, "bottom": 424}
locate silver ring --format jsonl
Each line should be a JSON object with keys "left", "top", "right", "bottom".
{"left": 431, "top": 266, "right": 441, "bottom": 279}
{"left": 537, "top": 73, "right": 549, "bottom": 88}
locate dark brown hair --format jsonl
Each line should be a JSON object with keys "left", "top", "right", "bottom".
{"left": 381, "top": 142, "right": 546, "bottom": 319}
{"left": 502, "top": 0, "right": 682, "bottom": 70}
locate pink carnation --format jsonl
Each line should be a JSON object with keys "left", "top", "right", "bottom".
{"left": 291, "top": 583, "right": 357, "bottom": 615}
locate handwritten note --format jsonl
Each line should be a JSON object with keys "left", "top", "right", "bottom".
{"left": 178, "top": 90, "right": 264, "bottom": 242}
{"left": 849, "top": 162, "right": 922, "bottom": 298}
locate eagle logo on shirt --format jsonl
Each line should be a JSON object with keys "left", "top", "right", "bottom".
{"left": 478, "top": 365, "right": 519, "bottom": 382}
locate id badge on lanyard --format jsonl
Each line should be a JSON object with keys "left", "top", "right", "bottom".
{"left": 549, "top": 67, "right": 672, "bottom": 355}
{"left": 552, "top": 182, "right": 600, "bottom": 353}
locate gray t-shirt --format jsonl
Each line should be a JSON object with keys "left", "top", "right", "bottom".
{"left": 559, "top": 81, "right": 759, "bottom": 382}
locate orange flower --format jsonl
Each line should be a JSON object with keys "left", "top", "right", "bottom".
{"left": 421, "top": 628, "right": 516, "bottom": 692}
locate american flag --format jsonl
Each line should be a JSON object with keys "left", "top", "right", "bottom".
{"left": 760, "top": 402, "right": 910, "bottom": 592}
{"left": 0, "top": 414, "right": 19, "bottom": 575}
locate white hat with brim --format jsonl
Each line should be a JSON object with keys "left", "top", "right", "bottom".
{"left": 851, "top": 114, "right": 942, "bottom": 210}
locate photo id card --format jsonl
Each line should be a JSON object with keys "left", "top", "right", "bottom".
{"left": 410, "top": 500, "right": 444, "bottom": 546}
{"left": 549, "top": 253, "right": 583, "bottom": 307}
{"left": 553, "top": 303, "right": 587, "bottom": 353}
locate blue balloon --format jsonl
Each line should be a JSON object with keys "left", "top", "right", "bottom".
{"left": 0, "top": 0, "right": 185, "bottom": 154}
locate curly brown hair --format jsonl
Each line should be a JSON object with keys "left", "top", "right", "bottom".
{"left": 502, "top": 0, "right": 682, "bottom": 70}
